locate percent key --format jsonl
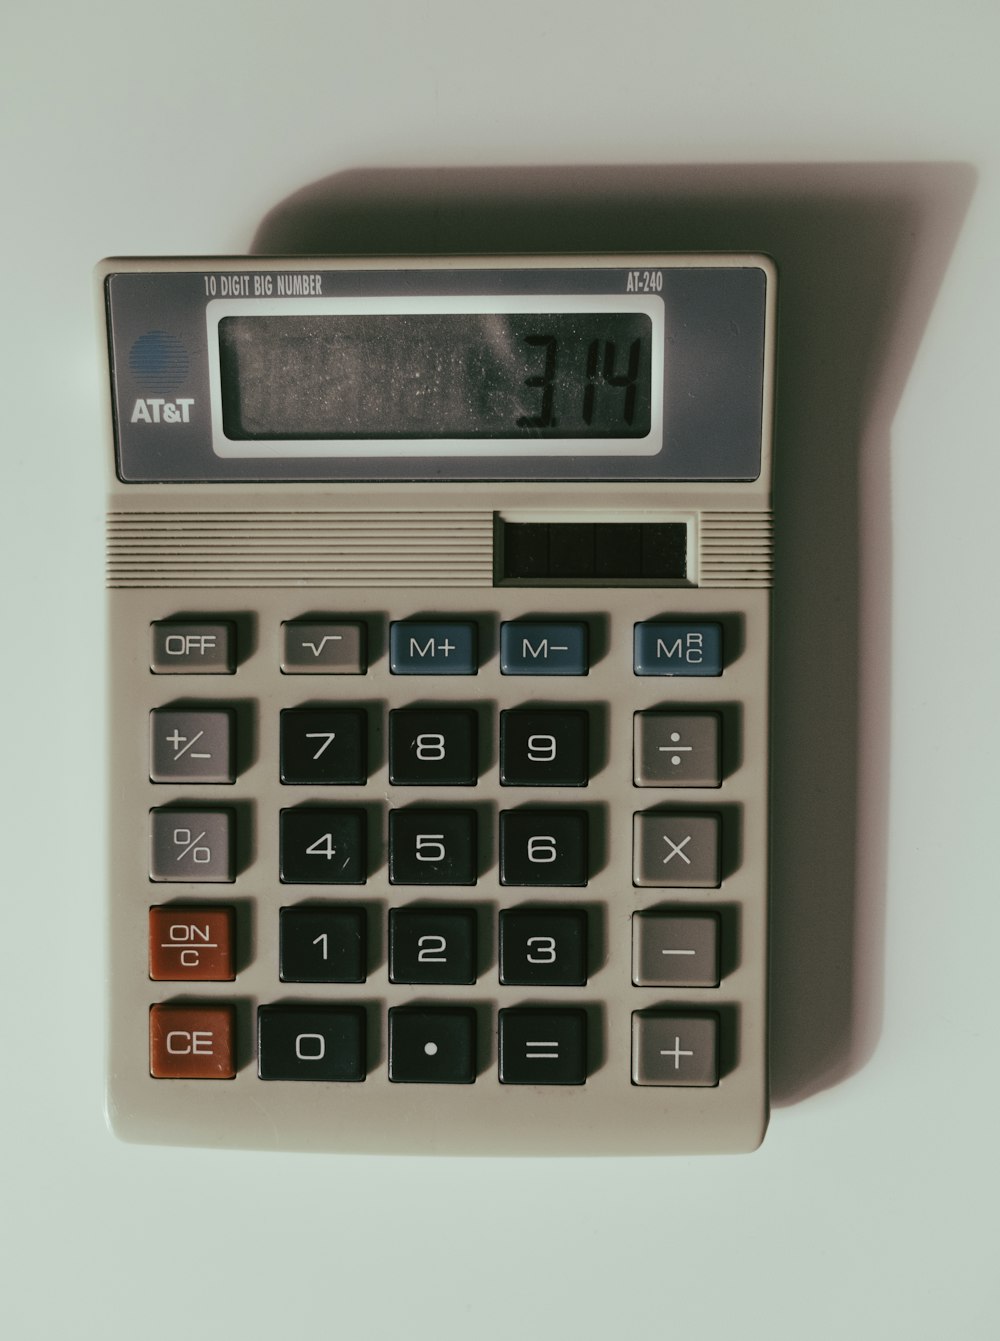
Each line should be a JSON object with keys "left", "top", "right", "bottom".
{"left": 150, "top": 809, "right": 234, "bottom": 882}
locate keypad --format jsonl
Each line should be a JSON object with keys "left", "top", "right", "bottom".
{"left": 139, "top": 610, "right": 743, "bottom": 1112}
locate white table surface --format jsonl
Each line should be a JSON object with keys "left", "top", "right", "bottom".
{"left": 3, "top": 2, "right": 998, "bottom": 1336}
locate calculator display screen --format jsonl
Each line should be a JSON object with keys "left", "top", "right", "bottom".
{"left": 218, "top": 312, "right": 654, "bottom": 442}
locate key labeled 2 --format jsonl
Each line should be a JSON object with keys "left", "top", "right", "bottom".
{"left": 389, "top": 907, "right": 477, "bottom": 984}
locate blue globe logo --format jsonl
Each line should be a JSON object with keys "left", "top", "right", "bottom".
{"left": 128, "top": 330, "right": 189, "bottom": 392}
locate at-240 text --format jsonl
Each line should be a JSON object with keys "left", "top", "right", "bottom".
{"left": 625, "top": 271, "right": 663, "bottom": 293}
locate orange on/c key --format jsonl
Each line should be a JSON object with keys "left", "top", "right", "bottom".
{"left": 149, "top": 906, "right": 235, "bottom": 981}
{"left": 149, "top": 1003, "right": 236, "bottom": 1079}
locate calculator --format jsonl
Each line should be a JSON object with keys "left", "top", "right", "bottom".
{"left": 100, "top": 254, "right": 776, "bottom": 1154}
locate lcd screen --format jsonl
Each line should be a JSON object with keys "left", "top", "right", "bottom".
{"left": 218, "top": 312, "right": 653, "bottom": 440}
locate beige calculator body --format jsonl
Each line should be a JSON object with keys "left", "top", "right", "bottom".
{"left": 101, "top": 254, "right": 775, "bottom": 1153}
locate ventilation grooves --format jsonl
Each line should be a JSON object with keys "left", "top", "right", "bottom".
{"left": 107, "top": 511, "right": 495, "bottom": 587}
{"left": 700, "top": 511, "right": 773, "bottom": 588}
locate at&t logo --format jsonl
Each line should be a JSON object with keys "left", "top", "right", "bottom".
{"left": 130, "top": 397, "right": 195, "bottom": 424}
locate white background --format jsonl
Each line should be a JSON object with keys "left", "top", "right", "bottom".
{"left": 3, "top": 2, "right": 999, "bottom": 1337}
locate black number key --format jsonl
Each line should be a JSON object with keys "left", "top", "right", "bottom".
{"left": 280, "top": 808, "right": 367, "bottom": 884}
{"left": 499, "top": 907, "right": 588, "bottom": 985}
{"left": 280, "top": 708, "right": 367, "bottom": 785}
{"left": 389, "top": 907, "right": 477, "bottom": 984}
{"left": 258, "top": 1005, "right": 366, "bottom": 1082}
{"left": 279, "top": 905, "right": 367, "bottom": 982}
{"left": 499, "top": 810, "right": 588, "bottom": 886}
{"left": 389, "top": 809, "right": 477, "bottom": 885}
{"left": 500, "top": 709, "right": 588, "bottom": 787}
{"left": 388, "top": 708, "right": 478, "bottom": 786}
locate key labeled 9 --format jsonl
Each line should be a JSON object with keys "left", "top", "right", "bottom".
{"left": 500, "top": 709, "right": 589, "bottom": 787}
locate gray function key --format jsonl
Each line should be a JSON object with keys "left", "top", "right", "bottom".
{"left": 151, "top": 622, "right": 234, "bottom": 674}
{"left": 633, "top": 813, "right": 721, "bottom": 888}
{"left": 150, "top": 809, "right": 234, "bottom": 883}
{"left": 632, "top": 1013, "right": 719, "bottom": 1087}
{"left": 281, "top": 622, "right": 366, "bottom": 674}
{"left": 634, "top": 712, "right": 721, "bottom": 788}
{"left": 632, "top": 912, "right": 721, "bottom": 987}
{"left": 150, "top": 709, "right": 234, "bottom": 784}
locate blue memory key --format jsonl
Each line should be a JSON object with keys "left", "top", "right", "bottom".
{"left": 633, "top": 622, "right": 723, "bottom": 676}
{"left": 500, "top": 622, "right": 588, "bottom": 675}
{"left": 390, "top": 622, "right": 477, "bottom": 675}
